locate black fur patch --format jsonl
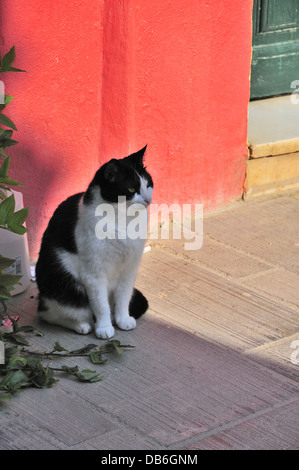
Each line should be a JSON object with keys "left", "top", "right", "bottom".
{"left": 83, "top": 146, "right": 153, "bottom": 205}
{"left": 36, "top": 192, "right": 89, "bottom": 309}
{"left": 129, "top": 288, "right": 149, "bottom": 319}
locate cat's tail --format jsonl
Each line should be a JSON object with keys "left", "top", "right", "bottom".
{"left": 129, "top": 288, "right": 149, "bottom": 319}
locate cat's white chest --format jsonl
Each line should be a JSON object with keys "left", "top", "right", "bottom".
{"left": 73, "top": 196, "right": 146, "bottom": 280}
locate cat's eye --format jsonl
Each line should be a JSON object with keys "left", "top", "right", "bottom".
{"left": 128, "top": 188, "right": 135, "bottom": 193}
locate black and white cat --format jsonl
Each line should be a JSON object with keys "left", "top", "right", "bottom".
{"left": 35, "top": 146, "right": 153, "bottom": 339}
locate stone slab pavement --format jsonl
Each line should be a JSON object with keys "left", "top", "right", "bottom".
{"left": 0, "top": 192, "right": 298, "bottom": 450}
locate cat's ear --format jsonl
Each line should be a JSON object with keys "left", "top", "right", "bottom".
{"left": 127, "top": 145, "right": 147, "bottom": 167}
{"left": 104, "top": 159, "right": 120, "bottom": 182}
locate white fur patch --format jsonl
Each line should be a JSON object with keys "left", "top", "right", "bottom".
{"left": 39, "top": 298, "right": 92, "bottom": 334}
{"left": 74, "top": 188, "right": 147, "bottom": 338}
{"left": 132, "top": 176, "right": 153, "bottom": 207}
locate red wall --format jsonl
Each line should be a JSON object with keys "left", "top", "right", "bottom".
{"left": 1, "top": 0, "right": 253, "bottom": 259}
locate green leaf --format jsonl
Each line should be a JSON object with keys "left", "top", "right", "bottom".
{"left": 7, "top": 315, "right": 20, "bottom": 333}
{"left": 3, "top": 346, "right": 20, "bottom": 361}
{"left": 0, "top": 193, "right": 15, "bottom": 225}
{"left": 0, "top": 129, "right": 13, "bottom": 139}
{"left": 0, "top": 194, "right": 28, "bottom": 233}
{"left": 0, "top": 176, "right": 24, "bottom": 187}
{"left": 0, "top": 285, "right": 12, "bottom": 300}
{"left": 0, "top": 190, "right": 7, "bottom": 200}
{"left": 5, "top": 333, "right": 30, "bottom": 346}
{"left": 77, "top": 369, "right": 104, "bottom": 383}
{"left": 0, "top": 47, "right": 26, "bottom": 73}
{"left": 6, "top": 224, "right": 28, "bottom": 235}
{"left": 61, "top": 365, "right": 103, "bottom": 383}
{"left": 2, "top": 46, "right": 16, "bottom": 68}
{"left": 35, "top": 329, "right": 44, "bottom": 337}
{"left": 0, "top": 274, "right": 22, "bottom": 289}
{"left": 8, "top": 207, "right": 29, "bottom": 226}
{"left": 0, "top": 138, "right": 18, "bottom": 148}
{"left": 52, "top": 341, "right": 69, "bottom": 353}
{"left": 19, "top": 325, "right": 35, "bottom": 333}
{"left": 28, "top": 361, "right": 57, "bottom": 389}
{"left": 104, "top": 339, "right": 125, "bottom": 355}
{"left": 26, "top": 357, "right": 42, "bottom": 369}
{"left": 61, "top": 365, "right": 79, "bottom": 374}
{"left": 6, "top": 356, "right": 27, "bottom": 370}
{"left": 0, "top": 113, "right": 17, "bottom": 131}
{"left": 0, "top": 66, "right": 26, "bottom": 73}
{"left": 89, "top": 352, "right": 106, "bottom": 364}
{"left": 0, "top": 95, "right": 14, "bottom": 112}
{"left": 70, "top": 344, "right": 97, "bottom": 354}
{"left": 0, "top": 255, "right": 15, "bottom": 270}
{"left": 13, "top": 335, "right": 29, "bottom": 346}
{"left": 0, "top": 369, "right": 31, "bottom": 393}
{"left": 0, "top": 155, "right": 10, "bottom": 177}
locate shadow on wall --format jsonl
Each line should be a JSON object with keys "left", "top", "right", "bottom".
{"left": 0, "top": 1, "right": 104, "bottom": 260}
{"left": 9, "top": 144, "right": 58, "bottom": 260}
{"left": 0, "top": 6, "right": 58, "bottom": 260}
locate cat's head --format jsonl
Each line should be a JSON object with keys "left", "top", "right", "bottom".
{"left": 84, "top": 146, "right": 153, "bottom": 206}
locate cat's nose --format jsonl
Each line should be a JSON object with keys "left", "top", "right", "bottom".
{"left": 144, "top": 197, "right": 151, "bottom": 206}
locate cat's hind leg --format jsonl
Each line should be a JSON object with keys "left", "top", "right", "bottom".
{"left": 38, "top": 297, "right": 93, "bottom": 335}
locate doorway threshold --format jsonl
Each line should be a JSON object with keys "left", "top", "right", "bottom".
{"left": 248, "top": 95, "right": 299, "bottom": 158}
{"left": 245, "top": 95, "right": 299, "bottom": 199}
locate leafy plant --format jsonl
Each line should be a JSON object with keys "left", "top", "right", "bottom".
{"left": 0, "top": 316, "right": 134, "bottom": 400}
{"left": 0, "top": 46, "right": 26, "bottom": 74}
{"left": 0, "top": 46, "right": 27, "bottom": 312}
{"left": 0, "top": 256, "right": 22, "bottom": 312}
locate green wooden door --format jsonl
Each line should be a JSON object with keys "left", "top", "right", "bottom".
{"left": 250, "top": 0, "right": 299, "bottom": 99}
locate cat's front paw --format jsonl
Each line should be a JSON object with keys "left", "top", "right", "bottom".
{"left": 116, "top": 315, "right": 136, "bottom": 331}
{"left": 75, "top": 322, "right": 92, "bottom": 335}
{"left": 95, "top": 325, "right": 115, "bottom": 339}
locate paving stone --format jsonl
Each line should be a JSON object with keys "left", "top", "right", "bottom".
{"left": 137, "top": 249, "right": 298, "bottom": 351}
{"left": 203, "top": 196, "right": 299, "bottom": 273}
{"left": 186, "top": 399, "right": 299, "bottom": 450}
{"left": 1, "top": 193, "right": 298, "bottom": 450}
{"left": 1, "top": 386, "right": 117, "bottom": 447}
{"left": 244, "top": 268, "right": 299, "bottom": 311}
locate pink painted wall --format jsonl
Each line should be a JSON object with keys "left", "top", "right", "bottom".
{"left": 131, "top": 0, "right": 252, "bottom": 207}
{"left": 1, "top": 0, "right": 253, "bottom": 259}
{"left": 1, "top": 0, "right": 104, "bottom": 258}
